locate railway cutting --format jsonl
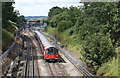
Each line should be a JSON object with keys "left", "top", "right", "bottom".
{"left": 2, "top": 28, "right": 94, "bottom": 77}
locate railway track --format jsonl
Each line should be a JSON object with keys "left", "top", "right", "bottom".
{"left": 45, "top": 61, "right": 69, "bottom": 77}
{"left": 56, "top": 62, "right": 68, "bottom": 76}
{"left": 34, "top": 52, "right": 40, "bottom": 78}
{"left": 24, "top": 36, "right": 34, "bottom": 78}
{"left": 29, "top": 29, "right": 41, "bottom": 77}
{"left": 45, "top": 62, "right": 54, "bottom": 76}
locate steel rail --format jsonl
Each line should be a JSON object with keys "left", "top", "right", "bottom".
{"left": 46, "top": 62, "right": 54, "bottom": 76}
{"left": 56, "top": 62, "right": 68, "bottom": 76}
{"left": 41, "top": 32, "right": 94, "bottom": 78}
{"left": 30, "top": 38, "right": 34, "bottom": 78}
{"left": 30, "top": 29, "right": 41, "bottom": 77}
{"left": 24, "top": 37, "right": 29, "bottom": 78}
{"left": 24, "top": 36, "right": 34, "bottom": 78}
{"left": 53, "top": 63, "right": 61, "bottom": 76}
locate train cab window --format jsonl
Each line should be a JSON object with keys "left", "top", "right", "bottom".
{"left": 46, "top": 48, "right": 58, "bottom": 55}
{"left": 46, "top": 50, "right": 49, "bottom": 54}
{"left": 47, "top": 49, "right": 52, "bottom": 53}
{"left": 54, "top": 49, "right": 58, "bottom": 54}
{"left": 50, "top": 48, "right": 54, "bottom": 55}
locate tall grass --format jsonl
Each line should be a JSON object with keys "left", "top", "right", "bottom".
{"left": 97, "top": 57, "right": 118, "bottom": 76}
{"left": 2, "top": 29, "right": 14, "bottom": 50}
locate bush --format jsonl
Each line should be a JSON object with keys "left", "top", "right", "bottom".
{"left": 2, "top": 29, "right": 14, "bottom": 50}
{"left": 57, "top": 20, "right": 73, "bottom": 32}
{"left": 49, "top": 12, "right": 70, "bottom": 28}
{"left": 5, "top": 20, "right": 18, "bottom": 33}
{"left": 69, "top": 29, "right": 74, "bottom": 36}
{"left": 81, "top": 33, "right": 116, "bottom": 70}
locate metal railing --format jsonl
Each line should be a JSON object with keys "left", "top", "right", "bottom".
{"left": 0, "top": 30, "right": 20, "bottom": 61}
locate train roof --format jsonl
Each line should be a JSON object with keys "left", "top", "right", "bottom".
{"left": 34, "top": 31, "right": 55, "bottom": 49}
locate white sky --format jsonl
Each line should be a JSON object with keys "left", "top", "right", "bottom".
{"left": 13, "top": 0, "right": 83, "bottom": 16}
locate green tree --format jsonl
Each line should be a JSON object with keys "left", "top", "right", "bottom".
{"left": 81, "top": 33, "right": 116, "bottom": 70}
{"left": 49, "top": 12, "right": 70, "bottom": 28}
{"left": 2, "top": 2, "right": 20, "bottom": 29}
{"left": 47, "top": 2, "right": 120, "bottom": 73}
{"left": 57, "top": 20, "right": 73, "bottom": 32}
{"left": 68, "top": 6, "right": 80, "bottom": 25}
{"left": 48, "top": 6, "right": 63, "bottom": 18}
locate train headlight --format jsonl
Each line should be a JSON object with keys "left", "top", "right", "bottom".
{"left": 55, "top": 55, "right": 58, "bottom": 57}
{"left": 47, "top": 55, "right": 49, "bottom": 57}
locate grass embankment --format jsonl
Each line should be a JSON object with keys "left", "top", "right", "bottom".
{"left": 97, "top": 50, "right": 119, "bottom": 76}
{"left": 2, "top": 29, "right": 14, "bottom": 50}
{"left": 44, "top": 26, "right": 82, "bottom": 54}
{"left": 97, "top": 57, "right": 118, "bottom": 76}
{"left": 2, "top": 20, "right": 18, "bottom": 51}
{"left": 44, "top": 25, "right": 118, "bottom": 76}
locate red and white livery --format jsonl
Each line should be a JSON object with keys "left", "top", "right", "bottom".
{"left": 35, "top": 31, "right": 59, "bottom": 61}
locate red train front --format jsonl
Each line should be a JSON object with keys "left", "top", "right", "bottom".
{"left": 44, "top": 47, "right": 59, "bottom": 61}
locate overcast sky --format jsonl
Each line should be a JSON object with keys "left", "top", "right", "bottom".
{"left": 13, "top": 0, "right": 83, "bottom": 16}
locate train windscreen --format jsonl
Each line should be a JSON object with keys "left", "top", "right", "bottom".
{"left": 46, "top": 47, "right": 58, "bottom": 55}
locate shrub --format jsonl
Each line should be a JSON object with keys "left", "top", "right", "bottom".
{"left": 57, "top": 20, "right": 73, "bottom": 32}
{"left": 81, "top": 33, "right": 116, "bottom": 70}
{"left": 2, "top": 29, "right": 14, "bottom": 50}
{"left": 5, "top": 20, "right": 18, "bottom": 33}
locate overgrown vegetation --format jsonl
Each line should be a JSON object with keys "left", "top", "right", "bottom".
{"left": 2, "top": 29, "right": 14, "bottom": 49}
{"left": 97, "top": 57, "right": 118, "bottom": 76}
{"left": 45, "top": 2, "right": 120, "bottom": 75}
{"left": 2, "top": 2, "right": 26, "bottom": 51}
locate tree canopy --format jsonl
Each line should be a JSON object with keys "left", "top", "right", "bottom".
{"left": 47, "top": 2, "right": 120, "bottom": 73}
{"left": 2, "top": 2, "right": 26, "bottom": 29}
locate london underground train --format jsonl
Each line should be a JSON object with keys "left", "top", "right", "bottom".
{"left": 34, "top": 31, "right": 59, "bottom": 61}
